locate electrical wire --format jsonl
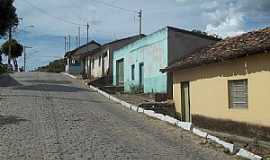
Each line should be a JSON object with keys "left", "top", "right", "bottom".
{"left": 22, "top": 0, "right": 87, "bottom": 27}
{"left": 22, "top": 0, "right": 139, "bottom": 32}
{"left": 90, "top": 0, "right": 138, "bottom": 13}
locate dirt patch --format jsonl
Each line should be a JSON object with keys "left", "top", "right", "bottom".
{"left": 192, "top": 115, "right": 270, "bottom": 142}
{"left": 192, "top": 115, "right": 270, "bottom": 157}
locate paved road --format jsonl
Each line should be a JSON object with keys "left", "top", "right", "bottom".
{"left": 0, "top": 72, "right": 232, "bottom": 160}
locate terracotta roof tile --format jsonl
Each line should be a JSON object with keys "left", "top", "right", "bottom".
{"left": 162, "top": 27, "right": 270, "bottom": 72}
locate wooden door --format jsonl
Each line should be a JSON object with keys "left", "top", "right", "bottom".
{"left": 181, "top": 82, "right": 191, "bottom": 122}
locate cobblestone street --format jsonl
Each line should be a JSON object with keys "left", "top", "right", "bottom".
{"left": 0, "top": 72, "right": 232, "bottom": 160}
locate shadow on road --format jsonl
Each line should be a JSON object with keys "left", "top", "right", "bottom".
{"left": 0, "top": 115, "right": 28, "bottom": 127}
{"left": 14, "top": 84, "right": 88, "bottom": 92}
{"left": 22, "top": 80, "right": 72, "bottom": 85}
{"left": 0, "top": 74, "right": 22, "bottom": 87}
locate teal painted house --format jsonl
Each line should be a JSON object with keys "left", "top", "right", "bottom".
{"left": 113, "top": 26, "right": 220, "bottom": 95}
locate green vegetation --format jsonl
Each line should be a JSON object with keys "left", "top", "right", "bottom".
{"left": 0, "top": 39, "right": 23, "bottom": 69}
{"left": 0, "top": 0, "right": 19, "bottom": 67}
{"left": 0, "top": 64, "right": 8, "bottom": 75}
{"left": 36, "top": 59, "right": 65, "bottom": 73}
{"left": 0, "top": 0, "right": 18, "bottom": 37}
{"left": 192, "top": 29, "right": 221, "bottom": 39}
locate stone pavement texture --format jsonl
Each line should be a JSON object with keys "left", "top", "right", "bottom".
{"left": 0, "top": 72, "right": 232, "bottom": 160}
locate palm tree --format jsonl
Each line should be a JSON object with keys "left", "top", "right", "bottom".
{"left": 0, "top": 39, "right": 23, "bottom": 71}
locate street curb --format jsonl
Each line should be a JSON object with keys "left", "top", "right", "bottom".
{"left": 192, "top": 128, "right": 208, "bottom": 138}
{"left": 62, "top": 72, "right": 78, "bottom": 79}
{"left": 207, "top": 134, "right": 234, "bottom": 154}
{"left": 62, "top": 72, "right": 262, "bottom": 160}
{"left": 176, "top": 121, "right": 192, "bottom": 131}
{"left": 236, "top": 149, "right": 262, "bottom": 160}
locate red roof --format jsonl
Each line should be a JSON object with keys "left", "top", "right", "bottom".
{"left": 162, "top": 27, "right": 270, "bottom": 72}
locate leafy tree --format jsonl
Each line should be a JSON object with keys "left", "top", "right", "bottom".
{"left": 0, "top": 0, "right": 18, "bottom": 38}
{"left": 192, "top": 29, "right": 221, "bottom": 39}
{"left": 1, "top": 39, "right": 23, "bottom": 70}
{"left": 36, "top": 59, "right": 65, "bottom": 73}
{"left": 0, "top": 51, "right": 2, "bottom": 64}
{"left": 0, "top": 64, "right": 8, "bottom": 74}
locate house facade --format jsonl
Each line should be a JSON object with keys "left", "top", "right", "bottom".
{"left": 162, "top": 27, "right": 270, "bottom": 139}
{"left": 65, "top": 41, "right": 100, "bottom": 75}
{"left": 113, "top": 26, "right": 219, "bottom": 95}
{"left": 65, "top": 51, "right": 81, "bottom": 75}
{"left": 81, "top": 35, "right": 144, "bottom": 83}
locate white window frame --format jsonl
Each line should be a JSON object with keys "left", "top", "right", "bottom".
{"left": 228, "top": 79, "right": 248, "bottom": 109}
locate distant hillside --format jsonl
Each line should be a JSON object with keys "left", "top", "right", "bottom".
{"left": 36, "top": 59, "right": 65, "bottom": 73}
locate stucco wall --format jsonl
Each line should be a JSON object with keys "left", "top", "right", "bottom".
{"left": 173, "top": 53, "right": 270, "bottom": 127}
{"left": 113, "top": 28, "right": 168, "bottom": 93}
{"left": 90, "top": 50, "right": 109, "bottom": 79}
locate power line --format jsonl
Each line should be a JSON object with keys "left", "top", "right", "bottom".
{"left": 22, "top": 0, "right": 86, "bottom": 26}
{"left": 90, "top": 0, "right": 137, "bottom": 13}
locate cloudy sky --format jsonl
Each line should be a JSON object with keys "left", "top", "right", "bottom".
{"left": 1, "top": 0, "right": 270, "bottom": 70}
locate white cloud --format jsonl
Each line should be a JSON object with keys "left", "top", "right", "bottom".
{"left": 176, "top": 0, "right": 270, "bottom": 37}
{"left": 206, "top": 18, "right": 245, "bottom": 37}
{"left": 205, "top": 5, "right": 245, "bottom": 37}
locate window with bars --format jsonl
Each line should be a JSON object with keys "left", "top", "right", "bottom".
{"left": 228, "top": 79, "right": 248, "bottom": 108}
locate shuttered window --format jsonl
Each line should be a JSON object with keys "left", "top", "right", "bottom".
{"left": 228, "top": 79, "right": 248, "bottom": 108}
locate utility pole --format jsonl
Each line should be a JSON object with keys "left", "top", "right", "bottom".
{"left": 86, "top": 23, "right": 90, "bottom": 52}
{"left": 78, "top": 27, "right": 81, "bottom": 47}
{"left": 23, "top": 47, "right": 25, "bottom": 72}
{"left": 64, "top": 36, "right": 67, "bottom": 54}
{"left": 75, "top": 36, "right": 78, "bottom": 48}
{"left": 23, "top": 46, "right": 32, "bottom": 72}
{"left": 8, "top": 26, "right": 12, "bottom": 66}
{"left": 68, "top": 35, "right": 71, "bottom": 51}
{"left": 138, "top": 9, "right": 142, "bottom": 35}
{"left": 87, "top": 23, "right": 89, "bottom": 44}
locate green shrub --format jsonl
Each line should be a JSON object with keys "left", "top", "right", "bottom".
{"left": 0, "top": 64, "right": 8, "bottom": 75}
{"left": 36, "top": 59, "right": 65, "bottom": 73}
